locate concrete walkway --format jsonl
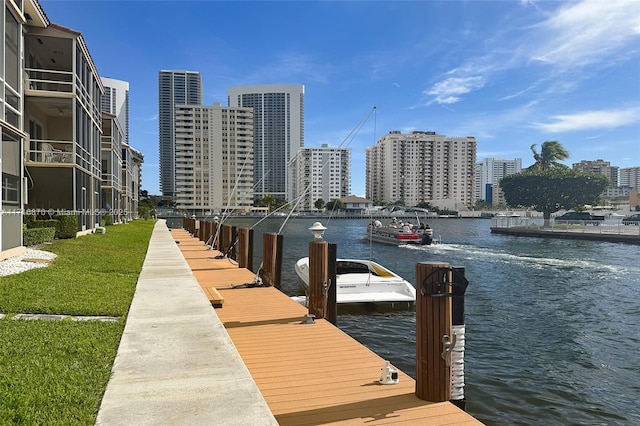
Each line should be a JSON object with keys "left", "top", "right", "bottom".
{"left": 96, "top": 220, "right": 277, "bottom": 425}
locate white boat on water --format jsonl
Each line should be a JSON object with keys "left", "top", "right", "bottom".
{"left": 366, "top": 218, "right": 435, "bottom": 246}
{"left": 294, "top": 257, "right": 416, "bottom": 305}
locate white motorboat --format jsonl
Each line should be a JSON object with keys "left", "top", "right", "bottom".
{"left": 366, "top": 218, "right": 434, "bottom": 246}
{"left": 294, "top": 257, "right": 416, "bottom": 305}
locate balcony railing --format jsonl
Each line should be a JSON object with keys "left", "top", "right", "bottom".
{"left": 26, "top": 140, "right": 75, "bottom": 164}
{"left": 25, "top": 68, "right": 73, "bottom": 94}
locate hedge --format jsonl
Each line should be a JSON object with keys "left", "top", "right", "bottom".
{"left": 23, "top": 227, "right": 56, "bottom": 246}
{"left": 53, "top": 215, "right": 78, "bottom": 239}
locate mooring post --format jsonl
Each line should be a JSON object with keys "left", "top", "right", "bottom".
{"left": 237, "top": 227, "right": 250, "bottom": 268}
{"left": 206, "top": 221, "right": 212, "bottom": 242}
{"left": 415, "top": 262, "right": 453, "bottom": 402}
{"left": 308, "top": 239, "right": 328, "bottom": 319}
{"left": 326, "top": 243, "right": 338, "bottom": 325}
{"left": 261, "top": 233, "right": 278, "bottom": 287}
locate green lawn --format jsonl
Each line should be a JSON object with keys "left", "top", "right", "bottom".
{"left": 0, "top": 219, "right": 154, "bottom": 425}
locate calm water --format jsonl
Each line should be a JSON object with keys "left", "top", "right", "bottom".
{"left": 198, "top": 217, "right": 640, "bottom": 425}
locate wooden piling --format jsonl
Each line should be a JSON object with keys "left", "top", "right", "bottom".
{"left": 326, "top": 243, "right": 338, "bottom": 325}
{"left": 261, "top": 233, "right": 283, "bottom": 288}
{"left": 308, "top": 240, "right": 328, "bottom": 319}
{"left": 237, "top": 227, "right": 251, "bottom": 269}
{"left": 415, "top": 262, "right": 453, "bottom": 402}
{"left": 204, "top": 221, "right": 212, "bottom": 246}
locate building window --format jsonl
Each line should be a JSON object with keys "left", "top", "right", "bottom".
{"left": 2, "top": 130, "right": 21, "bottom": 204}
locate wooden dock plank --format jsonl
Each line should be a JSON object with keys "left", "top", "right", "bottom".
{"left": 173, "top": 230, "right": 482, "bottom": 425}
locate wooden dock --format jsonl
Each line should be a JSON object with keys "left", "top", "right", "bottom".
{"left": 171, "top": 229, "right": 481, "bottom": 425}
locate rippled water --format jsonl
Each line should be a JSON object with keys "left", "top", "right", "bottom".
{"left": 201, "top": 217, "right": 640, "bottom": 425}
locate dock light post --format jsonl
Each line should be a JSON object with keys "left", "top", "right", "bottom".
{"left": 309, "top": 221, "right": 326, "bottom": 240}
{"left": 307, "top": 222, "right": 328, "bottom": 321}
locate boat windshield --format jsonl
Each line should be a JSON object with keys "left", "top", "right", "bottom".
{"left": 337, "top": 261, "right": 377, "bottom": 276}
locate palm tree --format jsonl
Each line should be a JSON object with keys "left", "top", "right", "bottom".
{"left": 528, "top": 141, "right": 570, "bottom": 171}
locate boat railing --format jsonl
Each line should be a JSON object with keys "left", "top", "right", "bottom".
{"left": 491, "top": 216, "right": 640, "bottom": 236}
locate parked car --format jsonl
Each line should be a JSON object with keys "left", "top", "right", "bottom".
{"left": 554, "top": 211, "right": 605, "bottom": 224}
{"left": 622, "top": 213, "right": 640, "bottom": 225}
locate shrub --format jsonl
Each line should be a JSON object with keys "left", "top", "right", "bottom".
{"left": 28, "top": 219, "right": 60, "bottom": 232}
{"left": 23, "top": 226, "right": 56, "bottom": 246}
{"left": 24, "top": 214, "right": 36, "bottom": 227}
{"left": 52, "top": 215, "right": 78, "bottom": 239}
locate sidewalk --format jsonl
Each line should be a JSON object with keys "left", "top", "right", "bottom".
{"left": 96, "top": 220, "right": 277, "bottom": 425}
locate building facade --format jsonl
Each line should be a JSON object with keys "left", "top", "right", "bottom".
{"left": 573, "top": 159, "right": 619, "bottom": 187}
{"left": 173, "top": 102, "right": 254, "bottom": 214}
{"left": 619, "top": 167, "right": 640, "bottom": 189}
{"left": 101, "top": 112, "right": 124, "bottom": 223}
{"left": 24, "top": 21, "right": 104, "bottom": 233}
{"left": 291, "top": 144, "right": 350, "bottom": 211}
{"left": 101, "top": 77, "right": 129, "bottom": 144}
{"left": 1, "top": 0, "right": 47, "bottom": 258}
{"left": 366, "top": 130, "right": 476, "bottom": 208}
{"left": 475, "top": 157, "right": 522, "bottom": 205}
{"left": 227, "top": 84, "right": 304, "bottom": 202}
{"left": 122, "top": 143, "right": 143, "bottom": 220}
{"left": 158, "top": 70, "right": 202, "bottom": 200}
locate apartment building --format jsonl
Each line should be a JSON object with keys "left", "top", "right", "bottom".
{"left": 475, "top": 157, "right": 522, "bottom": 205}
{"left": 573, "top": 159, "right": 618, "bottom": 187}
{"left": 100, "top": 77, "right": 143, "bottom": 222}
{"left": 619, "top": 167, "right": 640, "bottom": 189}
{"left": 366, "top": 130, "right": 476, "bottom": 208}
{"left": 227, "top": 84, "right": 304, "bottom": 202}
{"left": 101, "top": 112, "right": 124, "bottom": 223}
{"left": 173, "top": 102, "right": 254, "bottom": 214}
{"left": 23, "top": 18, "right": 104, "bottom": 233}
{"left": 1, "top": 1, "right": 47, "bottom": 258}
{"left": 158, "top": 70, "right": 202, "bottom": 200}
{"left": 290, "top": 144, "right": 350, "bottom": 211}
{"left": 101, "top": 77, "right": 129, "bottom": 144}
{"left": 121, "top": 143, "right": 143, "bottom": 220}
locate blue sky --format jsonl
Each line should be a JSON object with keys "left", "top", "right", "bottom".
{"left": 40, "top": 0, "right": 640, "bottom": 197}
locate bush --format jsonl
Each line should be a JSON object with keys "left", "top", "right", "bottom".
{"left": 53, "top": 215, "right": 78, "bottom": 239}
{"left": 28, "top": 219, "right": 60, "bottom": 232}
{"left": 103, "top": 215, "right": 114, "bottom": 226}
{"left": 23, "top": 227, "right": 56, "bottom": 246}
{"left": 24, "top": 214, "right": 36, "bottom": 227}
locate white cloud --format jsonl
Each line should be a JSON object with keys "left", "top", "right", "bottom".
{"left": 530, "top": 0, "right": 640, "bottom": 67}
{"left": 426, "top": 76, "right": 485, "bottom": 104}
{"left": 532, "top": 107, "right": 640, "bottom": 132}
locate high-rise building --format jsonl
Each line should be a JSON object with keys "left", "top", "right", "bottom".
{"left": 475, "top": 158, "right": 522, "bottom": 205}
{"left": 366, "top": 130, "right": 476, "bottom": 208}
{"left": 618, "top": 167, "right": 639, "bottom": 189}
{"left": 227, "top": 84, "right": 304, "bottom": 202}
{"left": 173, "top": 102, "right": 254, "bottom": 214}
{"left": 573, "top": 159, "right": 619, "bottom": 187}
{"left": 291, "top": 144, "right": 350, "bottom": 211}
{"left": 158, "top": 70, "right": 202, "bottom": 199}
{"left": 101, "top": 77, "right": 130, "bottom": 144}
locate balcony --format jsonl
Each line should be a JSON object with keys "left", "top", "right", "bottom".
{"left": 26, "top": 139, "right": 74, "bottom": 164}
{"left": 24, "top": 68, "right": 73, "bottom": 94}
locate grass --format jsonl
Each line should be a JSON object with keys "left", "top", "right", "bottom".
{"left": 0, "top": 320, "right": 123, "bottom": 425}
{"left": 0, "top": 219, "right": 155, "bottom": 425}
{"left": 0, "top": 220, "right": 154, "bottom": 316}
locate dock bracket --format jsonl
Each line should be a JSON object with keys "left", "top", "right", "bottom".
{"left": 301, "top": 313, "right": 316, "bottom": 324}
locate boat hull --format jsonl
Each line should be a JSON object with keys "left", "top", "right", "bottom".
{"left": 365, "top": 224, "right": 433, "bottom": 246}
{"left": 294, "top": 257, "right": 416, "bottom": 305}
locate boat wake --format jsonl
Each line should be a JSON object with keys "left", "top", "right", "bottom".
{"left": 403, "top": 242, "right": 632, "bottom": 276}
